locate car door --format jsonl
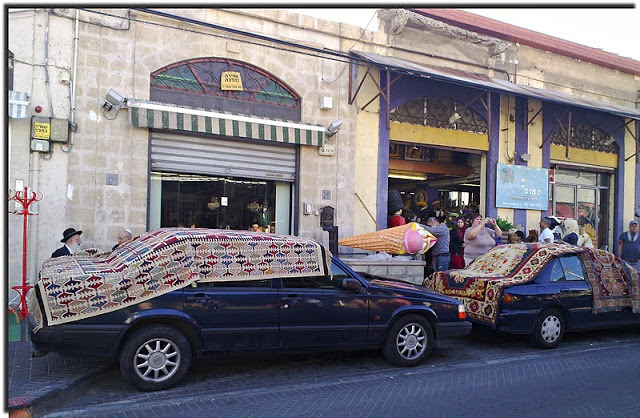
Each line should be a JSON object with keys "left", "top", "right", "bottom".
{"left": 547, "top": 255, "right": 592, "bottom": 326}
{"left": 182, "top": 279, "right": 279, "bottom": 350}
{"left": 277, "top": 260, "right": 369, "bottom": 348}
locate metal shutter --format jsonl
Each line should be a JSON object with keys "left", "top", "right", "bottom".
{"left": 151, "top": 132, "right": 296, "bottom": 182}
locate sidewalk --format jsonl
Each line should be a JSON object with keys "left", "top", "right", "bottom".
{"left": 7, "top": 313, "right": 112, "bottom": 416}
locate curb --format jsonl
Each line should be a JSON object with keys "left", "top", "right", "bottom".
{"left": 8, "top": 359, "right": 114, "bottom": 416}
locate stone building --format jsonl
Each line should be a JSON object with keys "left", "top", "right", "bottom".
{"left": 7, "top": 8, "right": 639, "bottom": 295}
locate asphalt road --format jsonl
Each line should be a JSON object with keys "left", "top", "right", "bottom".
{"left": 38, "top": 327, "right": 640, "bottom": 417}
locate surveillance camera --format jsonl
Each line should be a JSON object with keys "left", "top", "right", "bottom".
{"left": 325, "top": 118, "right": 343, "bottom": 137}
{"left": 103, "top": 89, "right": 125, "bottom": 111}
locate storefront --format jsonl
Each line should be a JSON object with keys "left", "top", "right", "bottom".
{"left": 347, "top": 50, "right": 639, "bottom": 248}
{"left": 130, "top": 57, "right": 325, "bottom": 234}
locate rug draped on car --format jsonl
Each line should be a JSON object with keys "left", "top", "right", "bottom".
{"left": 423, "top": 243, "right": 640, "bottom": 326}
{"left": 30, "top": 228, "right": 331, "bottom": 330}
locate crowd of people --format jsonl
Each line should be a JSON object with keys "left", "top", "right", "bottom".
{"left": 389, "top": 208, "right": 637, "bottom": 275}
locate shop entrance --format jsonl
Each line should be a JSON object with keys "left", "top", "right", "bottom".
{"left": 551, "top": 168, "right": 610, "bottom": 249}
{"left": 387, "top": 142, "right": 481, "bottom": 228}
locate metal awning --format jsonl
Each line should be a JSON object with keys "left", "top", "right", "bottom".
{"left": 351, "top": 51, "right": 640, "bottom": 121}
{"left": 127, "top": 99, "right": 325, "bottom": 146}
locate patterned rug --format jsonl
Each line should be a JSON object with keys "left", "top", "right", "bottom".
{"left": 30, "top": 228, "right": 331, "bottom": 330}
{"left": 423, "top": 243, "right": 640, "bottom": 326}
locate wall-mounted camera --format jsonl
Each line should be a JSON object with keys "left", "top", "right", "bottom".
{"left": 103, "top": 89, "right": 126, "bottom": 111}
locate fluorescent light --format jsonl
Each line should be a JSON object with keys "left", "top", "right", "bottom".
{"left": 389, "top": 173, "right": 428, "bottom": 181}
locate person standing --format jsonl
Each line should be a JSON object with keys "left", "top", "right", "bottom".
{"left": 463, "top": 213, "right": 502, "bottom": 266}
{"left": 449, "top": 217, "right": 466, "bottom": 269}
{"left": 509, "top": 230, "right": 524, "bottom": 243}
{"left": 112, "top": 228, "right": 133, "bottom": 251}
{"left": 561, "top": 218, "right": 579, "bottom": 245}
{"left": 388, "top": 209, "right": 407, "bottom": 227}
{"left": 422, "top": 217, "right": 451, "bottom": 271}
{"left": 538, "top": 217, "right": 554, "bottom": 243}
{"left": 617, "top": 219, "right": 640, "bottom": 273}
{"left": 51, "top": 228, "right": 82, "bottom": 258}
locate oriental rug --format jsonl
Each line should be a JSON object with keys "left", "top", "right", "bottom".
{"left": 31, "top": 228, "right": 330, "bottom": 330}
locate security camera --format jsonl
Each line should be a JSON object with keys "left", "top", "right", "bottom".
{"left": 325, "top": 118, "right": 343, "bottom": 137}
{"left": 103, "top": 89, "right": 125, "bottom": 111}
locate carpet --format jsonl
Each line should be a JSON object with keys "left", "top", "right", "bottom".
{"left": 31, "top": 228, "right": 331, "bottom": 330}
{"left": 423, "top": 243, "right": 640, "bottom": 326}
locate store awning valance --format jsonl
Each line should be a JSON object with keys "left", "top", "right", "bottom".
{"left": 351, "top": 51, "right": 640, "bottom": 121}
{"left": 127, "top": 100, "right": 325, "bottom": 146}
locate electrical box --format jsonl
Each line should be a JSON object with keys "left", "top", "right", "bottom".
{"left": 30, "top": 116, "right": 51, "bottom": 152}
{"left": 30, "top": 139, "right": 51, "bottom": 153}
{"left": 50, "top": 118, "right": 70, "bottom": 142}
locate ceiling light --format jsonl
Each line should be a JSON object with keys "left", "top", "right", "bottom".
{"left": 389, "top": 172, "right": 428, "bottom": 181}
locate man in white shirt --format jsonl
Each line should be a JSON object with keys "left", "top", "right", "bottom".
{"left": 538, "top": 217, "right": 554, "bottom": 243}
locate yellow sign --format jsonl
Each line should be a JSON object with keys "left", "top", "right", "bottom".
{"left": 33, "top": 122, "right": 51, "bottom": 140}
{"left": 221, "top": 71, "right": 243, "bottom": 91}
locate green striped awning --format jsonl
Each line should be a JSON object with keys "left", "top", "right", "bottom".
{"left": 128, "top": 100, "right": 325, "bottom": 146}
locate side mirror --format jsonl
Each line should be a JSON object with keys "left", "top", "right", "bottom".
{"left": 342, "top": 278, "right": 362, "bottom": 292}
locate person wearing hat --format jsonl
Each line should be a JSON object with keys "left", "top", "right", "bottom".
{"left": 51, "top": 228, "right": 83, "bottom": 258}
{"left": 112, "top": 228, "right": 133, "bottom": 251}
{"left": 617, "top": 219, "right": 640, "bottom": 273}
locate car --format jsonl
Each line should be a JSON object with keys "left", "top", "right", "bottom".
{"left": 423, "top": 242, "right": 640, "bottom": 348}
{"left": 28, "top": 227, "right": 471, "bottom": 391}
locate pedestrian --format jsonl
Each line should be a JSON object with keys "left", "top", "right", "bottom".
{"left": 538, "top": 217, "right": 554, "bottom": 243}
{"left": 509, "top": 230, "right": 524, "bottom": 243}
{"left": 561, "top": 218, "right": 579, "bottom": 245}
{"left": 617, "top": 219, "right": 640, "bottom": 273}
{"left": 463, "top": 213, "right": 502, "bottom": 266}
{"left": 525, "top": 229, "right": 539, "bottom": 242}
{"left": 449, "top": 217, "right": 466, "bottom": 269}
{"left": 112, "top": 228, "right": 133, "bottom": 251}
{"left": 51, "top": 227, "right": 83, "bottom": 258}
{"left": 388, "top": 209, "right": 407, "bottom": 227}
{"left": 250, "top": 223, "right": 262, "bottom": 232}
{"left": 422, "top": 217, "right": 451, "bottom": 271}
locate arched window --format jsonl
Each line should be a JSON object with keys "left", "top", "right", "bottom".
{"left": 550, "top": 123, "right": 618, "bottom": 154}
{"left": 150, "top": 58, "right": 301, "bottom": 120}
{"left": 390, "top": 96, "right": 488, "bottom": 134}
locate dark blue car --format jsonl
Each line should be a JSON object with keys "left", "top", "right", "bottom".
{"left": 29, "top": 228, "right": 470, "bottom": 391}
{"left": 424, "top": 243, "right": 640, "bottom": 349}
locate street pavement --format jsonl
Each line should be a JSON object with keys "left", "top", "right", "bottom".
{"left": 6, "top": 316, "right": 640, "bottom": 417}
{"left": 6, "top": 319, "right": 112, "bottom": 417}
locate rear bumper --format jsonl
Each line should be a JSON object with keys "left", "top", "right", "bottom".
{"left": 436, "top": 320, "right": 472, "bottom": 338}
{"left": 29, "top": 322, "right": 126, "bottom": 357}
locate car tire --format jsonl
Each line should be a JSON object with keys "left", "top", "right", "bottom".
{"left": 382, "top": 314, "right": 434, "bottom": 367}
{"left": 119, "top": 325, "right": 192, "bottom": 391}
{"left": 530, "top": 308, "right": 565, "bottom": 349}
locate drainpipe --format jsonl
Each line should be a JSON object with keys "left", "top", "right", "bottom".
{"left": 70, "top": 9, "right": 79, "bottom": 145}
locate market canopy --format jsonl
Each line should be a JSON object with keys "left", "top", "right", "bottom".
{"left": 351, "top": 50, "right": 640, "bottom": 121}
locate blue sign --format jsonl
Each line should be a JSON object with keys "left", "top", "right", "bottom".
{"left": 495, "top": 164, "right": 549, "bottom": 210}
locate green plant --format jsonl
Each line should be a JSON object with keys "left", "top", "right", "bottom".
{"left": 495, "top": 216, "right": 515, "bottom": 231}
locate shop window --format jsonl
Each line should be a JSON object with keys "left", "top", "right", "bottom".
{"left": 390, "top": 96, "right": 487, "bottom": 134}
{"left": 550, "top": 123, "right": 618, "bottom": 154}
{"left": 151, "top": 172, "right": 289, "bottom": 233}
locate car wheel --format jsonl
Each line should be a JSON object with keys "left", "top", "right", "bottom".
{"left": 531, "top": 308, "right": 565, "bottom": 349}
{"left": 119, "top": 325, "right": 192, "bottom": 391}
{"left": 382, "top": 314, "right": 434, "bottom": 367}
